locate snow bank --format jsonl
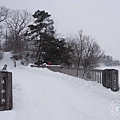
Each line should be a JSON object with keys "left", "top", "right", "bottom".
{"left": 0, "top": 52, "right": 120, "bottom": 120}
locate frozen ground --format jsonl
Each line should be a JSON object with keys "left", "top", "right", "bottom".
{"left": 0, "top": 52, "right": 120, "bottom": 120}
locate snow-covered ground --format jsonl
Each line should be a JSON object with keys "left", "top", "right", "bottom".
{"left": 0, "top": 52, "right": 120, "bottom": 120}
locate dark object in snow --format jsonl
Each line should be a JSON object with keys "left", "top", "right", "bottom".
{"left": 14, "top": 61, "right": 16, "bottom": 67}
{"left": 102, "top": 69, "right": 119, "bottom": 92}
{"left": 2, "top": 64, "right": 7, "bottom": 70}
{"left": 0, "top": 71, "right": 13, "bottom": 111}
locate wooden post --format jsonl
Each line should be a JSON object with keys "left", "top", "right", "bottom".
{"left": 0, "top": 71, "right": 12, "bottom": 111}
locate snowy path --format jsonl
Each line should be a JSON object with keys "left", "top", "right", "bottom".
{"left": 0, "top": 52, "right": 120, "bottom": 120}
{"left": 10, "top": 67, "right": 120, "bottom": 120}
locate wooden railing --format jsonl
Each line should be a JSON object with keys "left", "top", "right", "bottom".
{"left": 47, "top": 66, "right": 119, "bottom": 92}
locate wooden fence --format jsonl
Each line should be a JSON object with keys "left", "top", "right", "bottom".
{"left": 47, "top": 66, "right": 119, "bottom": 92}
{"left": 0, "top": 71, "right": 12, "bottom": 111}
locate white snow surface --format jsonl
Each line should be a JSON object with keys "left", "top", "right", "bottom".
{"left": 0, "top": 52, "right": 120, "bottom": 120}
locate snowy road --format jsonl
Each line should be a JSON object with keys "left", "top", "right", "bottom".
{"left": 0, "top": 52, "right": 120, "bottom": 120}
{"left": 11, "top": 66, "right": 120, "bottom": 120}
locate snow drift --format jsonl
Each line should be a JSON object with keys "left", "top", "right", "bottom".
{"left": 0, "top": 52, "right": 120, "bottom": 120}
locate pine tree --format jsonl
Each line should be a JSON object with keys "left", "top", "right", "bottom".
{"left": 27, "top": 10, "right": 72, "bottom": 66}
{"left": 28, "top": 10, "right": 54, "bottom": 64}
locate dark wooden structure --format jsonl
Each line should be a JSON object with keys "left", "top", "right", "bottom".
{"left": 102, "top": 69, "right": 119, "bottom": 91}
{"left": 47, "top": 66, "right": 119, "bottom": 92}
{"left": 0, "top": 71, "right": 12, "bottom": 111}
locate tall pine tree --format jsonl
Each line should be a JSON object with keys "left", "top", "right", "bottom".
{"left": 27, "top": 10, "right": 73, "bottom": 66}
{"left": 28, "top": 10, "right": 54, "bottom": 64}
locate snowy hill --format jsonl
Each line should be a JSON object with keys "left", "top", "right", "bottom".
{"left": 0, "top": 52, "right": 13, "bottom": 70}
{"left": 0, "top": 52, "right": 22, "bottom": 70}
{"left": 0, "top": 52, "right": 120, "bottom": 120}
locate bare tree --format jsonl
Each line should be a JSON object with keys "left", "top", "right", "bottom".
{"left": 0, "top": 6, "right": 9, "bottom": 59}
{"left": 70, "top": 30, "right": 104, "bottom": 69}
{"left": 5, "top": 9, "right": 32, "bottom": 53}
{"left": 0, "top": 6, "right": 9, "bottom": 39}
{"left": 81, "top": 36, "right": 104, "bottom": 68}
{"left": 0, "top": 6, "right": 9, "bottom": 22}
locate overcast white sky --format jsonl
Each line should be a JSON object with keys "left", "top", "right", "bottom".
{"left": 1, "top": 0, "right": 120, "bottom": 60}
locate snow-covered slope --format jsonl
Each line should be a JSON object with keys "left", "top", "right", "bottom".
{"left": 0, "top": 52, "right": 13, "bottom": 70}
{"left": 0, "top": 52, "right": 120, "bottom": 120}
{"left": 0, "top": 52, "right": 23, "bottom": 70}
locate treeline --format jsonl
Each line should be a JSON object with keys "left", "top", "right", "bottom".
{"left": 100, "top": 55, "right": 120, "bottom": 66}
{"left": 0, "top": 6, "right": 117, "bottom": 68}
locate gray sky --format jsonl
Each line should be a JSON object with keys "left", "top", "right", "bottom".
{"left": 1, "top": 0, "right": 120, "bottom": 60}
